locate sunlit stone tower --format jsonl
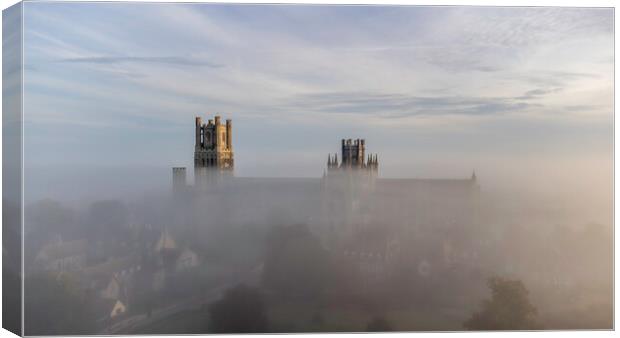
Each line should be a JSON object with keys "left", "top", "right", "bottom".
{"left": 194, "top": 115, "right": 234, "bottom": 187}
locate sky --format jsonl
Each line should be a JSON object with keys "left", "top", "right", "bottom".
{"left": 18, "top": 3, "right": 613, "bottom": 203}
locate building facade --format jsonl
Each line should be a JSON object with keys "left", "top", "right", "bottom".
{"left": 173, "top": 116, "right": 479, "bottom": 234}
{"left": 193, "top": 115, "right": 233, "bottom": 188}
{"left": 327, "top": 138, "right": 378, "bottom": 173}
{"left": 172, "top": 114, "right": 479, "bottom": 237}
{"left": 171, "top": 114, "right": 481, "bottom": 286}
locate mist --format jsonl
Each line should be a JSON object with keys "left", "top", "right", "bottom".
{"left": 12, "top": 3, "right": 613, "bottom": 334}
{"left": 20, "top": 150, "right": 612, "bottom": 334}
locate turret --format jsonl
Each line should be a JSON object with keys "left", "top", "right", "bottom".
{"left": 328, "top": 139, "right": 376, "bottom": 174}
{"left": 360, "top": 139, "right": 365, "bottom": 167}
{"left": 195, "top": 117, "right": 203, "bottom": 150}
{"left": 226, "top": 119, "right": 232, "bottom": 150}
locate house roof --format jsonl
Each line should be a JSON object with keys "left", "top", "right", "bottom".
{"left": 155, "top": 228, "right": 177, "bottom": 252}
{"left": 35, "top": 239, "right": 87, "bottom": 262}
{"left": 83, "top": 255, "right": 141, "bottom": 282}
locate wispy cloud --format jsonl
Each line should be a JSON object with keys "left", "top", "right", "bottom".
{"left": 57, "top": 55, "right": 224, "bottom": 68}
{"left": 286, "top": 91, "right": 542, "bottom": 119}
{"left": 516, "top": 87, "right": 563, "bottom": 100}
{"left": 20, "top": 3, "right": 613, "bottom": 170}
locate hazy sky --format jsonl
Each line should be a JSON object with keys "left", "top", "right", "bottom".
{"left": 22, "top": 3, "right": 613, "bottom": 184}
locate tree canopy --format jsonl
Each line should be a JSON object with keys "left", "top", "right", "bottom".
{"left": 24, "top": 273, "right": 96, "bottom": 335}
{"left": 464, "top": 276, "right": 541, "bottom": 330}
{"left": 366, "top": 316, "right": 393, "bottom": 332}
{"left": 262, "top": 224, "right": 329, "bottom": 299}
{"left": 208, "top": 284, "right": 269, "bottom": 333}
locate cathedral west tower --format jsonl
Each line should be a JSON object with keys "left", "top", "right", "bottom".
{"left": 194, "top": 115, "right": 234, "bottom": 187}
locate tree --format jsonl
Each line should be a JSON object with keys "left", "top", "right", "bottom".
{"left": 24, "top": 272, "right": 97, "bottom": 335}
{"left": 24, "top": 200, "right": 77, "bottom": 265}
{"left": 262, "top": 224, "right": 329, "bottom": 299}
{"left": 87, "top": 200, "right": 129, "bottom": 233}
{"left": 85, "top": 200, "right": 130, "bottom": 257}
{"left": 26, "top": 199, "right": 76, "bottom": 236}
{"left": 464, "top": 276, "right": 541, "bottom": 330}
{"left": 366, "top": 316, "right": 393, "bottom": 332}
{"left": 208, "top": 284, "right": 269, "bottom": 333}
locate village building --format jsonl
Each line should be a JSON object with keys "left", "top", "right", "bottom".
{"left": 34, "top": 238, "right": 87, "bottom": 273}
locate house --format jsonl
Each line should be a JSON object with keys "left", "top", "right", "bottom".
{"left": 110, "top": 299, "right": 127, "bottom": 319}
{"left": 176, "top": 248, "right": 199, "bottom": 271}
{"left": 155, "top": 228, "right": 177, "bottom": 253}
{"left": 101, "top": 275, "right": 123, "bottom": 300}
{"left": 35, "top": 238, "right": 87, "bottom": 273}
{"left": 82, "top": 255, "right": 142, "bottom": 301}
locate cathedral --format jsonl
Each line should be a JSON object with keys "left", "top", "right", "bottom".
{"left": 172, "top": 115, "right": 480, "bottom": 246}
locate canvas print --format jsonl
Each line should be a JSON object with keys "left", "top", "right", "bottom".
{"left": 2, "top": 2, "right": 614, "bottom": 335}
